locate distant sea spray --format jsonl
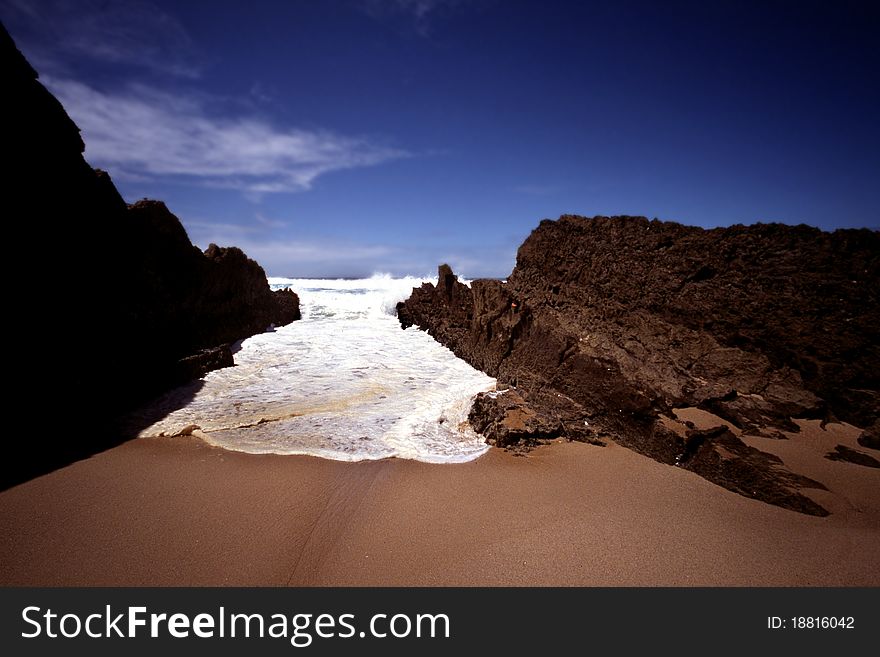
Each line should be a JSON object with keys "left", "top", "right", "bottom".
{"left": 138, "top": 275, "right": 496, "bottom": 463}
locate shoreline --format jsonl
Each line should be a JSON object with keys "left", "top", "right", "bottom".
{"left": 1, "top": 419, "right": 878, "bottom": 586}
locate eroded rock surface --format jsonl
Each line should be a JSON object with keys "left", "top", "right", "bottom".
{"left": 399, "top": 216, "right": 880, "bottom": 514}
{"left": 825, "top": 445, "right": 880, "bottom": 468}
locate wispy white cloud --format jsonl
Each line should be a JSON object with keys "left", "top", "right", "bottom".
{"left": 254, "top": 212, "right": 286, "bottom": 229}
{"left": 514, "top": 183, "right": 564, "bottom": 196}
{"left": 394, "top": 0, "right": 448, "bottom": 20}
{"left": 248, "top": 81, "right": 275, "bottom": 105}
{"left": 361, "top": 0, "right": 467, "bottom": 36}
{"left": 432, "top": 245, "right": 517, "bottom": 279}
{"left": 186, "top": 222, "right": 396, "bottom": 278}
{"left": 1, "top": 0, "right": 202, "bottom": 77}
{"left": 44, "top": 77, "right": 408, "bottom": 194}
{"left": 183, "top": 217, "right": 516, "bottom": 279}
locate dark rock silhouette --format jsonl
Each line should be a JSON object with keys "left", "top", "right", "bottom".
{"left": 123, "top": 199, "right": 300, "bottom": 363}
{"left": 825, "top": 445, "right": 880, "bottom": 468}
{"left": 857, "top": 423, "right": 880, "bottom": 451}
{"left": 2, "top": 24, "right": 299, "bottom": 489}
{"left": 678, "top": 426, "right": 828, "bottom": 516}
{"left": 398, "top": 215, "right": 880, "bottom": 514}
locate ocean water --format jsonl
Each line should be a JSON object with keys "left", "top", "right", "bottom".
{"left": 137, "top": 275, "right": 496, "bottom": 463}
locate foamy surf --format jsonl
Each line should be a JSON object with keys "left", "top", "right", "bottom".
{"left": 137, "top": 275, "right": 496, "bottom": 463}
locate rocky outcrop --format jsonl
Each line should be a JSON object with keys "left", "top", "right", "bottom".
{"left": 825, "top": 445, "right": 880, "bottom": 468}
{"left": 3, "top": 25, "right": 299, "bottom": 488}
{"left": 676, "top": 426, "right": 828, "bottom": 515}
{"left": 468, "top": 387, "right": 603, "bottom": 450}
{"left": 857, "top": 423, "right": 880, "bottom": 451}
{"left": 398, "top": 216, "right": 880, "bottom": 514}
{"left": 122, "top": 200, "right": 301, "bottom": 363}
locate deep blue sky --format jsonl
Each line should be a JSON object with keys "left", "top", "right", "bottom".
{"left": 3, "top": 0, "right": 878, "bottom": 277}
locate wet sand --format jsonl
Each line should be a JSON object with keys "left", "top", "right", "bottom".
{"left": 1, "top": 419, "right": 878, "bottom": 586}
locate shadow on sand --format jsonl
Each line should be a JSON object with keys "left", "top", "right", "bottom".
{"left": 1, "top": 379, "right": 205, "bottom": 492}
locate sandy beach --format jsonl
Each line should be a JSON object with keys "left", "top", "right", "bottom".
{"left": 1, "top": 416, "right": 877, "bottom": 587}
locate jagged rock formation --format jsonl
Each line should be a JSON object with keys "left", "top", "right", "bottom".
{"left": 3, "top": 24, "right": 299, "bottom": 488}
{"left": 122, "top": 199, "right": 300, "bottom": 370}
{"left": 825, "top": 445, "right": 880, "bottom": 468}
{"left": 858, "top": 429, "right": 880, "bottom": 451}
{"left": 468, "top": 387, "right": 603, "bottom": 450}
{"left": 398, "top": 216, "right": 880, "bottom": 515}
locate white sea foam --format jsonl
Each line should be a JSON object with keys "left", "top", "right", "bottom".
{"left": 138, "top": 274, "right": 495, "bottom": 463}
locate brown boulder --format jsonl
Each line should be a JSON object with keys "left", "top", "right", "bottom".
{"left": 468, "top": 387, "right": 603, "bottom": 449}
